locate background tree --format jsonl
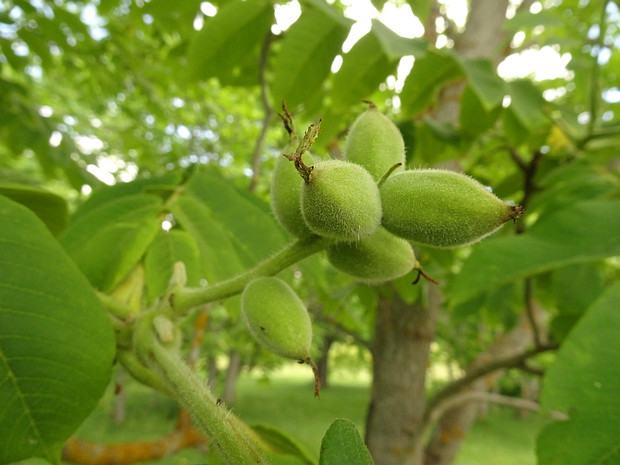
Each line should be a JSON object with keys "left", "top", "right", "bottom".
{"left": 1, "top": 1, "right": 619, "bottom": 465}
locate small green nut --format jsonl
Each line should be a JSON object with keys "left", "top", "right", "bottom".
{"left": 380, "top": 169, "right": 523, "bottom": 248}
{"left": 301, "top": 159, "right": 382, "bottom": 241}
{"left": 327, "top": 227, "right": 416, "bottom": 284}
{"left": 270, "top": 152, "right": 316, "bottom": 238}
{"left": 241, "top": 277, "right": 312, "bottom": 361}
{"left": 344, "top": 102, "right": 405, "bottom": 180}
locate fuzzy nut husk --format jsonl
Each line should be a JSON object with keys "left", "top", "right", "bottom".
{"left": 344, "top": 105, "right": 406, "bottom": 180}
{"left": 380, "top": 169, "right": 522, "bottom": 248}
{"left": 301, "top": 159, "right": 382, "bottom": 241}
{"left": 270, "top": 153, "right": 316, "bottom": 238}
{"left": 327, "top": 227, "right": 416, "bottom": 284}
{"left": 241, "top": 277, "right": 312, "bottom": 361}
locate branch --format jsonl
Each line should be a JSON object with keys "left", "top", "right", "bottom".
{"left": 508, "top": 147, "right": 542, "bottom": 220}
{"left": 425, "top": 391, "right": 568, "bottom": 427}
{"left": 425, "top": 342, "right": 558, "bottom": 418}
{"left": 188, "top": 306, "right": 210, "bottom": 369}
{"left": 524, "top": 280, "right": 544, "bottom": 349}
{"left": 508, "top": 147, "right": 546, "bottom": 347}
{"left": 507, "top": 147, "right": 528, "bottom": 172}
{"left": 248, "top": 31, "right": 275, "bottom": 192}
{"left": 506, "top": 148, "right": 543, "bottom": 360}
{"left": 63, "top": 422, "right": 206, "bottom": 465}
{"left": 521, "top": 361, "right": 546, "bottom": 377}
{"left": 311, "top": 310, "right": 371, "bottom": 351}
{"left": 405, "top": 344, "right": 560, "bottom": 460}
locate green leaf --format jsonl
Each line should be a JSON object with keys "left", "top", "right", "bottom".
{"left": 170, "top": 193, "right": 246, "bottom": 283}
{"left": 550, "top": 263, "right": 605, "bottom": 316}
{"left": 0, "top": 195, "right": 115, "bottom": 464}
{"left": 406, "top": 0, "right": 433, "bottom": 24}
{"left": 412, "top": 117, "right": 461, "bottom": 164}
{"left": 506, "top": 79, "right": 548, "bottom": 133}
{"left": 400, "top": 49, "right": 461, "bottom": 115}
{"left": 422, "top": 116, "right": 460, "bottom": 143}
{"left": 537, "top": 282, "right": 620, "bottom": 465}
{"left": 319, "top": 419, "right": 375, "bottom": 465}
{"left": 391, "top": 269, "right": 421, "bottom": 305}
{"left": 370, "top": 19, "right": 427, "bottom": 60}
{"left": 330, "top": 26, "right": 393, "bottom": 106}
{"left": 459, "top": 85, "right": 502, "bottom": 139}
{"left": 186, "top": 0, "right": 273, "bottom": 85}
{"left": 0, "top": 37, "right": 28, "bottom": 71}
{"left": 269, "top": 5, "right": 351, "bottom": 110}
{"left": 182, "top": 170, "right": 288, "bottom": 267}
{"left": 502, "top": 105, "right": 531, "bottom": 146}
{"left": 72, "top": 173, "right": 180, "bottom": 221}
{"left": 252, "top": 424, "right": 317, "bottom": 465}
{"left": 450, "top": 199, "right": 620, "bottom": 305}
{"left": 527, "top": 159, "right": 618, "bottom": 217}
{"left": 143, "top": 230, "right": 201, "bottom": 304}
{"left": 0, "top": 183, "right": 68, "bottom": 236}
{"left": 60, "top": 194, "right": 163, "bottom": 292}
{"left": 330, "top": 20, "right": 426, "bottom": 107}
{"left": 547, "top": 263, "right": 605, "bottom": 341}
{"left": 459, "top": 57, "right": 505, "bottom": 111}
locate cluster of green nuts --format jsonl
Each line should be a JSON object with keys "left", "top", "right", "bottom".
{"left": 270, "top": 101, "right": 522, "bottom": 276}
{"left": 243, "top": 103, "right": 522, "bottom": 387}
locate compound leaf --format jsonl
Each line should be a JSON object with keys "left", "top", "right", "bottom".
{"left": 0, "top": 196, "right": 115, "bottom": 464}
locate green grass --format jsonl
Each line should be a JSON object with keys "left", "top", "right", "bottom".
{"left": 71, "top": 366, "right": 544, "bottom": 465}
{"left": 454, "top": 408, "right": 545, "bottom": 465}
{"left": 233, "top": 366, "right": 371, "bottom": 461}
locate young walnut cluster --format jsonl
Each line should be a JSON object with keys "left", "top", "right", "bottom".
{"left": 270, "top": 102, "right": 521, "bottom": 263}
{"left": 243, "top": 103, "right": 522, "bottom": 379}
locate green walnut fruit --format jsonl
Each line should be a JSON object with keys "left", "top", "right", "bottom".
{"left": 380, "top": 169, "right": 523, "bottom": 248}
{"left": 344, "top": 103, "right": 405, "bottom": 180}
{"left": 241, "top": 277, "right": 312, "bottom": 361}
{"left": 270, "top": 152, "right": 316, "bottom": 238}
{"left": 300, "top": 159, "right": 382, "bottom": 241}
{"left": 327, "top": 227, "right": 415, "bottom": 284}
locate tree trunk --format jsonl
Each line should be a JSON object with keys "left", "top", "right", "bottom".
{"left": 365, "top": 285, "right": 441, "bottom": 465}
{"left": 364, "top": 2, "right": 516, "bottom": 465}
{"left": 434, "top": 0, "right": 510, "bottom": 124}
{"left": 423, "top": 304, "right": 546, "bottom": 465}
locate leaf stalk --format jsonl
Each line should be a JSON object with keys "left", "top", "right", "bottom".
{"left": 171, "top": 236, "right": 331, "bottom": 314}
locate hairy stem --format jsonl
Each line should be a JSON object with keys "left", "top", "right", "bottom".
{"left": 98, "top": 291, "right": 135, "bottom": 318}
{"left": 171, "top": 236, "right": 331, "bottom": 314}
{"left": 136, "top": 317, "right": 270, "bottom": 465}
{"left": 116, "top": 348, "right": 173, "bottom": 397}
